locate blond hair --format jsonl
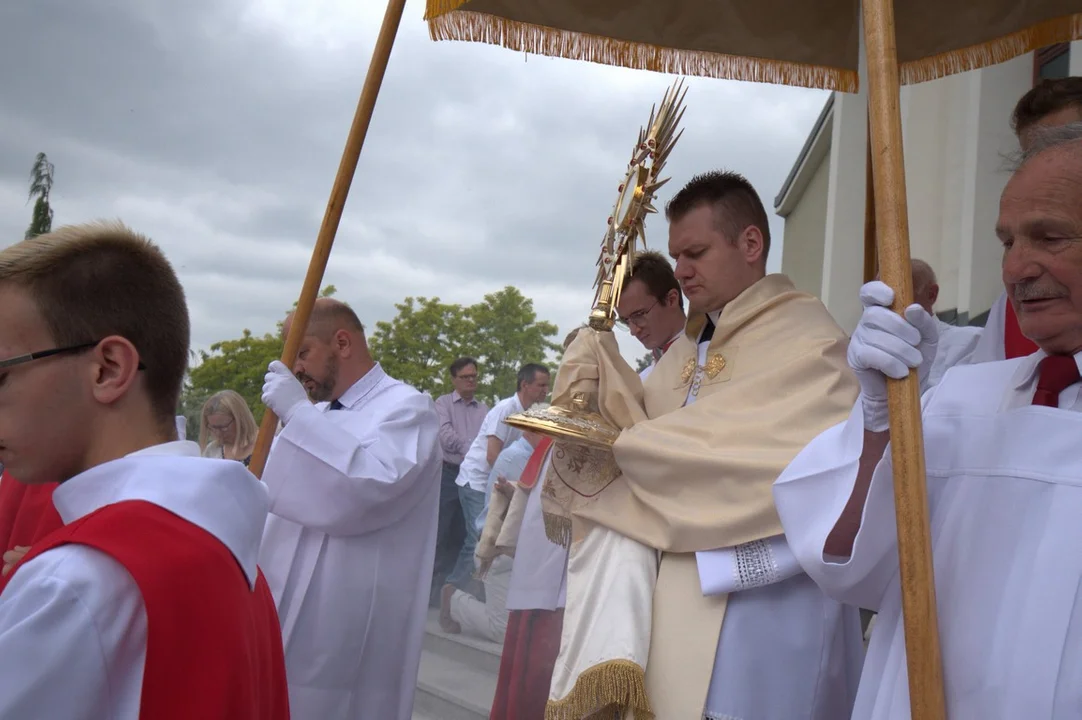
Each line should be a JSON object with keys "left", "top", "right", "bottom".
{"left": 199, "top": 390, "right": 258, "bottom": 456}
{"left": 0, "top": 221, "right": 189, "bottom": 427}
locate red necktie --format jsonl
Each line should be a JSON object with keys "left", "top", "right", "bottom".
{"left": 1031, "top": 355, "right": 1081, "bottom": 408}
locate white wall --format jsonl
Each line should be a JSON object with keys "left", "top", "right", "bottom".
{"left": 780, "top": 155, "right": 829, "bottom": 296}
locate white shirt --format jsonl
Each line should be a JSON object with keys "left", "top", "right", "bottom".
{"left": 456, "top": 393, "right": 524, "bottom": 492}
{"left": 0, "top": 441, "right": 267, "bottom": 720}
{"left": 774, "top": 350, "right": 1082, "bottom": 719}
{"left": 258, "top": 364, "right": 441, "bottom": 720}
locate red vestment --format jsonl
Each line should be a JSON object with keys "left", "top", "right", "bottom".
{"left": 491, "top": 609, "right": 565, "bottom": 720}
{"left": 0, "top": 499, "right": 290, "bottom": 720}
{"left": 0, "top": 474, "right": 61, "bottom": 552}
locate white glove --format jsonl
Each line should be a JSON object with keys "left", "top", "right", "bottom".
{"left": 847, "top": 281, "right": 939, "bottom": 431}
{"left": 262, "top": 360, "right": 311, "bottom": 426}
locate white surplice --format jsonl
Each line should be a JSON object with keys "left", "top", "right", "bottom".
{"left": 258, "top": 364, "right": 441, "bottom": 720}
{"left": 774, "top": 351, "right": 1082, "bottom": 719}
{"left": 0, "top": 441, "right": 267, "bottom": 720}
{"left": 927, "top": 320, "right": 982, "bottom": 389}
{"left": 505, "top": 454, "right": 568, "bottom": 612}
{"left": 691, "top": 314, "right": 864, "bottom": 720}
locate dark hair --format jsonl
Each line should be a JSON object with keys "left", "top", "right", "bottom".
{"left": 624, "top": 250, "right": 683, "bottom": 310}
{"left": 1012, "top": 77, "right": 1082, "bottom": 134}
{"left": 665, "top": 170, "right": 771, "bottom": 261}
{"left": 516, "top": 363, "right": 550, "bottom": 391}
{"left": 449, "top": 357, "right": 477, "bottom": 377}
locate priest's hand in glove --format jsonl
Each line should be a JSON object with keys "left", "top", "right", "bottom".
{"left": 848, "top": 280, "right": 939, "bottom": 432}
{"left": 262, "top": 360, "right": 312, "bottom": 426}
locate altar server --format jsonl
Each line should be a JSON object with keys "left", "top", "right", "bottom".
{"left": 774, "top": 123, "right": 1082, "bottom": 718}
{"left": 0, "top": 221, "right": 289, "bottom": 719}
{"left": 259, "top": 297, "right": 442, "bottom": 720}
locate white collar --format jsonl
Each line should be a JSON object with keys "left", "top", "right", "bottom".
{"left": 53, "top": 441, "right": 268, "bottom": 589}
{"left": 331, "top": 363, "right": 387, "bottom": 411}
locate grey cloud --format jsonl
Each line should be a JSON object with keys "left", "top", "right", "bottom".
{"left": 1, "top": 0, "right": 828, "bottom": 364}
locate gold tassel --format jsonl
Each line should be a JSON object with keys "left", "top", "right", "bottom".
{"left": 901, "top": 14, "right": 1082, "bottom": 86}
{"left": 422, "top": 0, "right": 471, "bottom": 21}
{"left": 543, "top": 511, "right": 572, "bottom": 548}
{"left": 425, "top": 10, "right": 857, "bottom": 93}
{"left": 545, "top": 659, "right": 653, "bottom": 720}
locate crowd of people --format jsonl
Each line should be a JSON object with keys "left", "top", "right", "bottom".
{"left": 0, "top": 76, "right": 1078, "bottom": 720}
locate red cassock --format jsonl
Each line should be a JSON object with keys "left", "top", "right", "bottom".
{"left": 0, "top": 474, "right": 62, "bottom": 553}
{"left": 0, "top": 499, "right": 291, "bottom": 720}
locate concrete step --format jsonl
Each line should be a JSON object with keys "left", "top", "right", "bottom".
{"left": 414, "top": 647, "right": 497, "bottom": 720}
{"left": 413, "top": 606, "right": 502, "bottom": 718}
{"left": 413, "top": 608, "right": 503, "bottom": 720}
{"left": 422, "top": 608, "right": 504, "bottom": 675}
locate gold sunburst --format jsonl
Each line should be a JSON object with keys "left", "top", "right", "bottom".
{"left": 589, "top": 79, "right": 688, "bottom": 331}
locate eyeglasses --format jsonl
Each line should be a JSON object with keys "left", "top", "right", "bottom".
{"left": 456, "top": 374, "right": 478, "bottom": 381}
{"left": 615, "top": 299, "right": 660, "bottom": 330}
{"left": 208, "top": 418, "right": 235, "bottom": 432}
{"left": 0, "top": 341, "right": 147, "bottom": 371}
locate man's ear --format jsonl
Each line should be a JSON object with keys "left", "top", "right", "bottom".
{"left": 89, "top": 336, "right": 142, "bottom": 405}
{"left": 741, "top": 225, "right": 764, "bottom": 265}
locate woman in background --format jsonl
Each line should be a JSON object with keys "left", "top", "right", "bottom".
{"left": 199, "top": 390, "right": 258, "bottom": 467}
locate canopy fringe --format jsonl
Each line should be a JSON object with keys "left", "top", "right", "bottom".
{"left": 900, "top": 14, "right": 1082, "bottom": 86}
{"left": 426, "top": 7, "right": 857, "bottom": 93}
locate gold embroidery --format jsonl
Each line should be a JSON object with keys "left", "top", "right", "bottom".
{"left": 680, "top": 358, "right": 696, "bottom": 385}
{"left": 704, "top": 353, "right": 727, "bottom": 378}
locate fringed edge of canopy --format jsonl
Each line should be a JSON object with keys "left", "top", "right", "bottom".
{"left": 424, "top": 3, "right": 858, "bottom": 93}
{"left": 900, "top": 14, "right": 1082, "bottom": 86}
{"left": 544, "top": 659, "right": 654, "bottom": 720}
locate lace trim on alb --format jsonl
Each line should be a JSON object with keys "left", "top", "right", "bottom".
{"left": 732, "top": 538, "right": 780, "bottom": 590}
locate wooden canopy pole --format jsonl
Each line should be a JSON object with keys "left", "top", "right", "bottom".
{"left": 861, "top": 0, "right": 947, "bottom": 717}
{"left": 248, "top": 0, "right": 408, "bottom": 478}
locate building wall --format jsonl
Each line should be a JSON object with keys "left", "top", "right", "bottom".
{"left": 779, "top": 155, "right": 829, "bottom": 296}
{"left": 782, "top": 46, "right": 1069, "bottom": 332}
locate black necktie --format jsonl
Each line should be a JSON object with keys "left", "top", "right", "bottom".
{"left": 700, "top": 317, "right": 716, "bottom": 344}
{"left": 328, "top": 399, "right": 345, "bottom": 411}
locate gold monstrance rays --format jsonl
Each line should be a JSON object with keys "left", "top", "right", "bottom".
{"left": 588, "top": 79, "right": 687, "bottom": 331}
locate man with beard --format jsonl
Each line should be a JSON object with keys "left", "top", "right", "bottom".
{"left": 258, "top": 297, "right": 442, "bottom": 720}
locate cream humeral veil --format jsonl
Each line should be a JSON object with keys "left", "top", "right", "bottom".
{"left": 541, "top": 274, "right": 860, "bottom": 720}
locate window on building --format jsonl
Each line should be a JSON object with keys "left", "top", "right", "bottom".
{"left": 1034, "top": 43, "right": 1070, "bottom": 85}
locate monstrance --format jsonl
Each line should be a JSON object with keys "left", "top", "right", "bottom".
{"left": 505, "top": 79, "right": 688, "bottom": 449}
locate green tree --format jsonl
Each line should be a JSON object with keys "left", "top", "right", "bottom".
{"left": 368, "top": 297, "right": 471, "bottom": 397}
{"left": 466, "top": 287, "right": 560, "bottom": 403}
{"left": 181, "top": 285, "right": 337, "bottom": 429}
{"left": 25, "top": 153, "right": 55, "bottom": 239}
{"left": 368, "top": 286, "right": 560, "bottom": 405}
{"left": 635, "top": 352, "right": 653, "bottom": 373}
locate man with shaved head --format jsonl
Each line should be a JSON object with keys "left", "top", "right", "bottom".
{"left": 775, "top": 124, "right": 1082, "bottom": 717}
{"left": 258, "top": 297, "right": 442, "bottom": 720}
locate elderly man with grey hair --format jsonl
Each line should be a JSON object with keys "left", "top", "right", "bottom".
{"left": 774, "top": 121, "right": 1082, "bottom": 719}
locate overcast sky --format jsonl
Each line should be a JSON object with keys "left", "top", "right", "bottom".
{"left": 0, "top": 0, "right": 829, "bottom": 365}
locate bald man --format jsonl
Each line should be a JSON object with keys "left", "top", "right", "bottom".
{"left": 258, "top": 298, "right": 442, "bottom": 720}
{"left": 910, "top": 258, "right": 982, "bottom": 389}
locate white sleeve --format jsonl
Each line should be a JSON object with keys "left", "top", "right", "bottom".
{"left": 263, "top": 394, "right": 442, "bottom": 536}
{"left": 771, "top": 401, "right": 900, "bottom": 611}
{"left": 0, "top": 545, "right": 147, "bottom": 719}
{"left": 696, "top": 535, "right": 804, "bottom": 596}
